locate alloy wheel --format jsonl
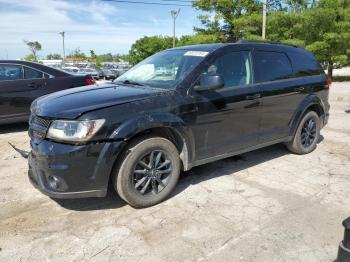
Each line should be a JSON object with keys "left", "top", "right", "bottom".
{"left": 301, "top": 118, "right": 317, "bottom": 148}
{"left": 133, "top": 150, "right": 172, "bottom": 195}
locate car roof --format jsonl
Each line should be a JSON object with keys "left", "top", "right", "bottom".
{"left": 0, "top": 60, "right": 70, "bottom": 77}
{"left": 169, "top": 43, "right": 226, "bottom": 52}
{"left": 168, "top": 40, "right": 307, "bottom": 55}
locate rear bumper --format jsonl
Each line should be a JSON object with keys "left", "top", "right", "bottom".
{"left": 28, "top": 139, "right": 125, "bottom": 199}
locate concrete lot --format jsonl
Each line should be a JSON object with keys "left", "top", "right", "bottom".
{"left": 0, "top": 82, "right": 349, "bottom": 262}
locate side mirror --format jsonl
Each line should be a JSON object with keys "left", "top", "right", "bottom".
{"left": 195, "top": 74, "right": 224, "bottom": 91}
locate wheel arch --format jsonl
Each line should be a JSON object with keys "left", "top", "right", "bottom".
{"left": 110, "top": 113, "right": 195, "bottom": 171}
{"left": 289, "top": 95, "right": 326, "bottom": 137}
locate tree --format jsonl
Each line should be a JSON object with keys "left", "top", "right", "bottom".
{"left": 46, "top": 53, "right": 62, "bottom": 60}
{"left": 67, "top": 48, "right": 86, "bottom": 60}
{"left": 268, "top": 0, "right": 350, "bottom": 78}
{"left": 192, "top": 0, "right": 262, "bottom": 42}
{"left": 113, "top": 54, "right": 129, "bottom": 62}
{"left": 98, "top": 53, "right": 114, "bottom": 62}
{"left": 24, "top": 40, "right": 42, "bottom": 61}
{"left": 128, "top": 36, "right": 173, "bottom": 65}
{"left": 178, "top": 34, "right": 220, "bottom": 46}
{"left": 304, "top": 0, "right": 350, "bottom": 78}
{"left": 23, "top": 54, "right": 36, "bottom": 62}
{"left": 285, "top": 0, "right": 309, "bottom": 12}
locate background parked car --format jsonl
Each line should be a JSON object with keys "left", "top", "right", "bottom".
{"left": 112, "top": 65, "right": 130, "bottom": 77}
{"left": 0, "top": 60, "right": 94, "bottom": 124}
{"left": 62, "top": 66, "right": 80, "bottom": 73}
{"left": 80, "top": 68, "right": 99, "bottom": 80}
{"left": 97, "top": 69, "right": 105, "bottom": 79}
{"left": 102, "top": 69, "right": 117, "bottom": 80}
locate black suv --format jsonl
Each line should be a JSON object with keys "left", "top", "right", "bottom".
{"left": 28, "top": 41, "right": 330, "bottom": 208}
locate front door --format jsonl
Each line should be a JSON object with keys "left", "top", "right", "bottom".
{"left": 189, "top": 48, "right": 262, "bottom": 160}
{"left": 0, "top": 64, "right": 47, "bottom": 121}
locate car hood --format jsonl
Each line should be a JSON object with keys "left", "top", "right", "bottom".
{"left": 32, "top": 83, "right": 172, "bottom": 119}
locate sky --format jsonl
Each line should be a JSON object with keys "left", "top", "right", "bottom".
{"left": 0, "top": 0, "right": 202, "bottom": 59}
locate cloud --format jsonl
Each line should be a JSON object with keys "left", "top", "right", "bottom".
{"left": 0, "top": 0, "right": 196, "bottom": 59}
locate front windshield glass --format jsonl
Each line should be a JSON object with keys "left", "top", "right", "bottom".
{"left": 115, "top": 49, "right": 208, "bottom": 89}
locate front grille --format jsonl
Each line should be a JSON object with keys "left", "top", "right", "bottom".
{"left": 29, "top": 115, "right": 51, "bottom": 140}
{"left": 32, "top": 116, "right": 51, "bottom": 128}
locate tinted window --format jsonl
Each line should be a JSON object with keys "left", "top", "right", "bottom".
{"left": 202, "top": 51, "right": 253, "bottom": 89}
{"left": 254, "top": 51, "right": 293, "bottom": 82}
{"left": 24, "top": 67, "right": 43, "bottom": 79}
{"left": 0, "top": 64, "right": 23, "bottom": 80}
{"left": 289, "top": 51, "right": 323, "bottom": 76}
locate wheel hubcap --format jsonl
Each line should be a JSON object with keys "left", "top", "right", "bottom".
{"left": 133, "top": 150, "right": 172, "bottom": 195}
{"left": 301, "top": 118, "right": 317, "bottom": 148}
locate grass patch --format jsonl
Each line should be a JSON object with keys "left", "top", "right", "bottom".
{"left": 333, "top": 76, "right": 350, "bottom": 82}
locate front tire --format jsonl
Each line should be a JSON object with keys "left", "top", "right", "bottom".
{"left": 286, "top": 111, "right": 320, "bottom": 154}
{"left": 113, "top": 136, "right": 180, "bottom": 208}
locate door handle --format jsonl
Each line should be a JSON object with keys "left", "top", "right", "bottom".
{"left": 246, "top": 94, "right": 261, "bottom": 100}
{"left": 295, "top": 86, "right": 305, "bottom": 92}
{"left": 28, "top": 82, "right": 36, "bottom": 88}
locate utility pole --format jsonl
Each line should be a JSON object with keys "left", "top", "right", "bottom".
{"left": 59, "top": 31, "right": 65, "bottom": 64}
{"left": 262, "top": 0, "right": 267, "bottom": 39}
{"left": 171, "top": 9, "right": 180, "bottom": 48}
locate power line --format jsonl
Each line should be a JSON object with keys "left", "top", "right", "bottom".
{"left": 104, "top": 0, "right": 193, "bottom": 7}
{"left": 159, "top": 0, "right": 193, "bottom": 2}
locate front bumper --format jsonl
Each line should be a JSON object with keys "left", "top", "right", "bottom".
{"left": 28, "top": 139, "right": 125, "bottom": 199}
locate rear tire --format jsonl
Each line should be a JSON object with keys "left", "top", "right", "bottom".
{"left": 113, "top": 136, "right": 180, "bottom": 208}
{"left": 285, "top": 111, "right": 320, "bottom": 154}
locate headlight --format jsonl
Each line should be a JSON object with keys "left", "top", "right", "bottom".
{"left": 47, "top": 119, "right": 105, "bottom": 143}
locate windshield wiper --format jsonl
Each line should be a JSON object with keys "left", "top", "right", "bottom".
{"left": 118, "top": 79, "right": 144, "bottom": 86}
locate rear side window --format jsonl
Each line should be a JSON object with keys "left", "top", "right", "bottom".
{"left": 24, "top": 67, "right": 44, "bottom": 79}
{"left": 289, "top": 51, "right": 323, "bottom": 76}
{"left": 0, "top": 64, "right": 23, "bottom": 80}
{"left": 253, "top": 51, "right": 293, "bottom": 83}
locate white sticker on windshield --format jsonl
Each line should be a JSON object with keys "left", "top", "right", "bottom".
{"left": 184, "top": 51, "right": 209, "bottom": 57}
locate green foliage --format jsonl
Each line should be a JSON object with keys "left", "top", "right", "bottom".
{"left": 127, "top": 33, "right": 221, "bottom": 65}
{"left": 333, "top": 75, "right": 350, "bottom": 82}
{"left": 114, "top": 54, "right": 129, "bottom": 62}
{"left": 98, "top": 53, "right": 114, "bottom": 62}
{"left": 46, "top": 53, "right": 62, "bottom": 60}
{"left": 178, "top": 34, "right": 220, "bottom": 46}
{"left": 267, "top": 0, "right": 350, "bottom": 77}
{"left": 93, "top": 53, "right": 129, "bottom": 63}
{"left": 24, "top": 40, "right": 42, "bottom": 61}
{"left": 67, "top": 48, "right": 86, "bottom": 60}
{"left": 23, "top": 54, "right": 36, "bottom": 61}
{"left": 128, "top": 36, "right": 173, "bottom": 65}
{"left": 192, "top": 0, "right": 262, "bottom": 42}
{"left": 89, "top": 50, "right": 96, "bottom": 60}
{"left": 285, "top": 0, "right": 309, "bottom": 12}
{"left": 126, "top": 0, "right": 350, "bottom": 79}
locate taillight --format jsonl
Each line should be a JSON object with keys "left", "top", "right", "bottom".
{"left": 85, "top": 77, "right": 95, "bottom": 85}
{"left": 326, "top": 78, "right": 332, "bottom": 87}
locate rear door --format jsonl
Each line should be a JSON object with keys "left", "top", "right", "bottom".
{"left": 253, "top": 50, "right": 307, "bottom": 143}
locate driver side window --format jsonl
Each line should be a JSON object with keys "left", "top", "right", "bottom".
{"left": 203, "top": 51, "right": 253, "bottom": 89}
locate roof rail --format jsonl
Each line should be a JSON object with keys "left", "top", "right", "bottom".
{"left": 236, "top": 39, "right": 300, "bottom": 48}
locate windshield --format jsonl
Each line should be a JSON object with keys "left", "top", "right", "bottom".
{"left": 115, "top": 49, "right": 208, "bottom": 89}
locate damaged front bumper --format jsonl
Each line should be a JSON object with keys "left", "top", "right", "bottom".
{"left": 28, "top": 139, "right": 125, "bottom": 199}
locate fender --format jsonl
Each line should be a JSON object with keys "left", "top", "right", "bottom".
{"left": 110, "top": 113, "right": 196, "bottom": 171}
{"left": 288, "top": 94, "right": 326, "bottom": 137}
